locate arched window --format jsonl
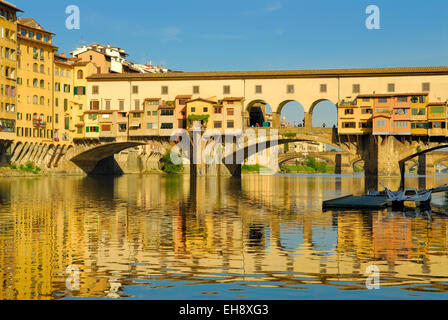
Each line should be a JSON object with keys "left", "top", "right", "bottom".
{"left": 33, "top": 78, "right": 38, "bottom": 88}
{"left": 40, "top": 64, "right": 44, "bottom": 73}
{"left": 39, "top": 96, "right": 44, "bottom": 105}
{"left": 40, "top": 80, "right": 44, "bottom": 88}
{"left": 33, "top": 95, "right": 38, "bottom": 104}
{"left": 77, "top": 70, "right": 83, "bottom": 79}
{"left": 33, "top": 63, "right": 38, "bottom": 72}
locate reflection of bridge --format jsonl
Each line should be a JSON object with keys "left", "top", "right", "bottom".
{"left": 278, "top": 151, "right": 360, "bottom": 174}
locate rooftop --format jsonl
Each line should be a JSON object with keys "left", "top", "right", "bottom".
{"left": 87, "top": 66, "right": 448, "bottom": 81}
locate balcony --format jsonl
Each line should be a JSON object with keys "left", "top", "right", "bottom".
{"left": 33, "top": 119, "right": 46, "bottom": 128}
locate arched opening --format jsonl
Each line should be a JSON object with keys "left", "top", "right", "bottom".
{"left": 77, "top": 70, "right": 84, "bottom": 79}
{"left": 279, "top": 100, "right": 305, "bottom": 128}
{"left": 310, "top": 99, "right": 338, "bottom": 128}
{"left": 352, "top": 159, "right": 365, "bottom": 173}
{"left": 246, "top": 100, "right": 272, "bottom": 128}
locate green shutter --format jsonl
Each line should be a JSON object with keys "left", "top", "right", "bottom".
{"left": 86, "top": 127, "right": 90, "bottom": 133}
{"left": 74, "top": 87, "right": 78, "bottom": 95}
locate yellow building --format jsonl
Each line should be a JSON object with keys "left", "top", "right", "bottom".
{"left": 72, "top": 61, "right": 97, "bottom": 139}
{"left": 427, "top": 102, "right": 447, "bottom": 136}
{"left": 0, "top": 2, "right": 22, "bottom": 144}
{"left": 186, "top": 98, "right": 216, "bottom": 130}
{"left": 54, "top": 54, "right": 74, "bottom": 143}
{"left": 410, "top": 94, "right": 429, "bottom": 135}
{"left": 16, "top": 18, "right": 56, "bottom": 143}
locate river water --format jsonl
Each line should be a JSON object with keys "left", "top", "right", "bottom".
{"left": 0, "top": 173, "right": 447, "bottom": 300}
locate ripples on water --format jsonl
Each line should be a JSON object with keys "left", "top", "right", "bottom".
{"left": 0, "top": 174, "right": 447, "bottom": 300}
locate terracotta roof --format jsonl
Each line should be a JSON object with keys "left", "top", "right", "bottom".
{"left": 357, "top": 92, "right": 429, "bottom": 98}
{"left": 176, "top": 95, "right": 192, "bottom": 99}
{"left": 18, "top": 18, "right": 55, "bottom": 35}
{"left": 428, "top": 102, "right": 446, "bottom": 106}
{"left": 87, "top": 66, "right": 448, "bottom": 81}
{"left": 222, "top": 97, "right": 244, "bottom": 101}
{"left": 0, "top": 1, "right": 23, "bottom": 12}
{"left": 17, "top": 35, "right": 58, "bottom": 48}
{"left": 159, "top": 105, "right": 175, "bottom": 109}
{"left": 144, "top": 98, "right": 161, "bottom": 101}
{"left": 129, "top": 110, "right": 144, "bottom": 113}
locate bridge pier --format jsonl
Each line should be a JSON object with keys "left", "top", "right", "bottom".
{"left": 359, "top": 135, "right": 402, "bottom": 178}
{"left": 304, "top": 112, "right": 312, "bottom": 129}
{"left": 417, "top": 153, "right": 437, "bottom": 176}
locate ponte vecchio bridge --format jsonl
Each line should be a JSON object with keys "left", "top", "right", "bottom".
{"left": 8, "top": 66, "right": 448, "bottom": 182}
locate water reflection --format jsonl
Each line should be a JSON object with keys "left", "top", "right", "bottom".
{"left": 0, "top": 174, "right": 447, "bottom": 300}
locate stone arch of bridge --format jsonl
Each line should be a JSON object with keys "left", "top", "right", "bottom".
{"left": 70, "top": 142, "right": 146, "bottom": 174}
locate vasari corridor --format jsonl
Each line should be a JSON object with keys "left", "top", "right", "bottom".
{"left": 0, "top": 0, "right": 447, "bottom": 310}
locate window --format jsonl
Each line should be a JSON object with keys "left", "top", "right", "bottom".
{"left": 203, "top": 107, "right": 208, "bottom": 112}
{"left": 387, "top": 83, "right": 395, "bottom": 92}
{"left": 105, "top": 100, "right": 111, "bottom": 110}
{"left": 191, "top": 107, "right": 196, "bottom": 113}
{"left": 33, "top": 95, "right": 38, "bottom": 104}
{"left": 44, "top": 35, "right": 49, "bottom": 42}
{"left": 255, "top": 85, "right": 262, "bottom": 94}
{"left": 342, "top": 122, "right": 356, "bottom": 128}
{"left": 227, "top": 121, "right": 234, "bottom": 128}
{"left": 395, "top": 121, "right": 409, "bottom": 128}
{"left": 395, "top": 108, "right": 409, "bottom": 115}
{"left": 344, "top": 109, "right": 354, "bottom": 115}
{"left": 422, "top": 82, "right": 430, "bottom": 92}
{"left": 287, "top": 84, "right": 294, "bottom": 94}
{"left": 376, "top": 120, "right": 386, "bottom": 127}
{"left": 193, "top": 86, "right": 200, "bottom": 94}
{"left": 412, "top": 108, "right": 426, "bottom": 115}
{"left": 77, "top": 70, "right": 83, "bottom": 79}
{"left": 358, "top": 121, "right": 372, "bottom": 129}
{"left": 378, "top": 97, "right": 388, "bottom": 103}
{"left": 161, "top": 109, "right": 174, "bottom": 116}
{"left": 161, "top": 123, "right": 173, "bottom": 129}
{"left": 132, "top": 112, "right": 141, "bottom": 118}
{"left": 430, "top": 106, "right": 444, "bottom": 114}
{"left": 90, "top": 100, "right": 99, "bottom": 110}
{"left": 152, "top": 111, "right": 157, "bottom": 116}
{"left": 432, "top": 122, "right": 446, "bottom": 129}
{"left": 320, "top": 84, "right": 327, "bottom": 93}
{"left": 214, "top": 107, "right": 222, "bottom": 114}
{"left": 223, "top": 85, "right": 231, "bottom": 95}
{"left": 161, "top": 86, "right": 168, "bottom": 95}
{"left": 132, "top": 85, "right": 138, "bottom": 94}
{"left": 36, "top": 33, "right": 42, "bottom": 41}
{"left": 134, "top": 99, "right": 140, "bottom": 110}
{"left": 33, "top": 63, "right": 38, "bottom": 72}
{"left": 119, "top": 100, "right": 124, "bottom": 111}
{"left": 352, "top": 84, "right": 360, "bottom": 94}
{"left": 361, "top": 108, "right": 372, "bottom": 114}
{"left": 92, "top": 85, "right": 99, "bottom": 94}
{"left": 227, "top": 108, "right": 234, "bottom": 116}
{"left": 397, "top": 96, "right": 408, "bottom": 103}
{"left": 214, "top": 121, "right": 222, "bottom": 128}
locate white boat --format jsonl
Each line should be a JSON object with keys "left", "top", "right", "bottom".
{"left": 384, "top": 187, "right": 432, "bottom": 206}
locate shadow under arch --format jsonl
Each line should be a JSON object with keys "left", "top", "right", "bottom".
{"left": 309, "top": 99, "right": 338, "bottom": 129}
{"left": 245, "top": 99, "right": 272, "bottom": 128}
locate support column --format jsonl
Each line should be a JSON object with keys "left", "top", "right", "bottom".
{"left": 271, "top": 112, "right": 281, "bottom": 129}
{"left": 304, "top": 112, "right": 312, "bottom": 129}
{"left": 360, "top": 135, "right": 404, "bottom": 190}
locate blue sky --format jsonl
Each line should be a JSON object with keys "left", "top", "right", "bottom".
{"left": 12, "top": 0, "right": 448, "bottom": 125}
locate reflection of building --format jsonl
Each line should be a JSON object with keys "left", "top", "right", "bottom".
{"left": 283, "top": 141, "right": 326, "bottom": 154}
